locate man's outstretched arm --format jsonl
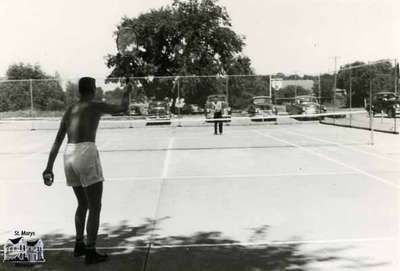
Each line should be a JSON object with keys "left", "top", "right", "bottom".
{"left": 43, "top": 109, "right": 69, "bottom": 184}
{"left": 94, "top": 82, "right": 132, "bottom": 115}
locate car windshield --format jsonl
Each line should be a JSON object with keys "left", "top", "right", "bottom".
{"left": 149, "top": 101, "right": 167, "bottom": 108}
{"left": 296, "top": 96, "right": 317, "bottom": 103}
{"left": 377, "top": 93, "right": 398, "bottom": 100}
{"left": 253, "top": 97, "right": 272, "bottom": 105}
{"left": 208, "top": 96, "right": 226, "bottom": 102}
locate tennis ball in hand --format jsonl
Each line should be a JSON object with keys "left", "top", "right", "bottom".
{"left": 43, "top": 173, "right": 54, "bottom": 186}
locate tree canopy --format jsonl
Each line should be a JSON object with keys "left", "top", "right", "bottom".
{"left": 0, "top": 63, "right": 65, "bottom": 112}
{"left": 105, "top": 0, "right": 260, "bottom": 108}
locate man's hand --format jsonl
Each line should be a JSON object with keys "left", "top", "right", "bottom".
{"left": 42, "top": 169, "right": 54, "bottom": 186}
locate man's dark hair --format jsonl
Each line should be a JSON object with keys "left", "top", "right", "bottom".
{"left": 79, "top": 77, "right": 96, "bottom": 97}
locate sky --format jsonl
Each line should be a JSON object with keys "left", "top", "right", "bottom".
{"left": 0, "top": 0, "right": 399, "bottom": 81}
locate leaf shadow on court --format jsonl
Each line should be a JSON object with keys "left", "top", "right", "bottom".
{"left": 0, "top": 218, "right": 389, "bottom": 271}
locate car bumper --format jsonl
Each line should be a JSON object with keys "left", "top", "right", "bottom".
{"left": 250, "top": 111, "right": 277, "bottom": 121}
{"left": 146, "top": 115, "right": 171, "bottom": 124}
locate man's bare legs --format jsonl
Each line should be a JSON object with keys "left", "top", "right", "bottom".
{"left": 83, "top": 181, "right": 108, "bottom": 264}
{"left": 72, "top": 186, "right": 88, "bottom": 242}
{"left": 83, "top": 181, "right": 103, "bottom": 248}
{"left": 72, "top": 182, "right": 107, "bottom": 263}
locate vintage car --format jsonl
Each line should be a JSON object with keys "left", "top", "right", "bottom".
{"left": 286, "top": 95, "right": 326, "bottom": 118}
{"left": 248, "top": 96, "right": 278, "bottom": 121}
{"left": 181, "top": 104, "right": 205, "bottom": 114}
{"left": 366, "top": 92, "right": 400, "bottom": 118}
{"left": 128, "top": 103, "right": 147, "bottom": 116}
{"left": 204, "top": 94, "right": 231, "bottom": 121}
{"left": 146, "top": 100, "right": 171, "bottom": 124}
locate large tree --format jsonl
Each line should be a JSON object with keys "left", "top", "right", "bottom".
{"left": 0, "top": 63, "right": 65, "bottom": 111}
{"left": 105, "top": 0, "right": 255, "bottom": 108}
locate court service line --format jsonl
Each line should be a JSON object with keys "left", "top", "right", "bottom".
{"left": 161, "top": 138, "right": 174, "bottom": 178}
{"left": 111, "top": 171, "right": 359, "bottom": 181}
{"left": 0, "top": 236, "right": 393, "bottom": 253}
{"left": 282, "top": 129, "right": 400, "bottom": 163}
{"left": 254, "top": 130, "right": 400, "bottom": 189}
{"left": 5, "top": 169, "right": 400, "bottom": 184}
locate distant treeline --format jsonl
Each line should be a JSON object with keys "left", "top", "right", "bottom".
{"left": 0, "top": 61, "right": 398, "bottom": 112}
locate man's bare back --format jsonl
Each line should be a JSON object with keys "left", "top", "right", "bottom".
{"left": 43, "top": 77, "right": 131, "bottom": 182}
{"left": 64, "top": 93, "right": 132, "bottom": 143}
{"left": 66, "top": 102, "right": 101, "bottom": 143}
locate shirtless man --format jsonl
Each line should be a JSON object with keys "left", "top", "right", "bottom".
{"left": 42, "top": 77, "right": 132, "bottom": 264}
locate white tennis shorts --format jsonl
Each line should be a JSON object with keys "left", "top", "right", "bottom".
{"left": 64, "top": 142, "right": 104, "bottom": 187}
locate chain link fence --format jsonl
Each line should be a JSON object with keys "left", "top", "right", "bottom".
{"left": 0, "top": 59, "right": 398, "bottom": 134}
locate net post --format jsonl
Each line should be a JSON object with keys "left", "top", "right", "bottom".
{"left": 369, "top": 76, "right": 374, "bottom": 145}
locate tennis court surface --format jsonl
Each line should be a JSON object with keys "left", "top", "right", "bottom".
{"left": 0, "top": 116, "right": 399, "bottom": 270}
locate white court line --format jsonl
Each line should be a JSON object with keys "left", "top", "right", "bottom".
{"left": 5, "top": 169, "right": 400, "bottom": 184}
{"left": 0, "top": 236, "right": 393, "bottom": 252}
{"left": 282, "top": 129, "right": 400, "bottom": 163}
{"left": 254, "top": 130, "right": 400, "bottom": 189}
{"left": 145, "top": 136, "right": 175, "bottom": 248}
{"left": 110, "top": 171, "right": 361, "bottom": 180}
{"left": 161, "top": 138, "right": 174, "bottom": 179}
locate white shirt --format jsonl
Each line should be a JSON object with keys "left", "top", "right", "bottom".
{"left": 212, "top": 101, "right": 223, "bottom": 112}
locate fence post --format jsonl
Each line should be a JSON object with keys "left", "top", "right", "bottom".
{"left": 333, "top": 58, "right": 338, "bottom": 124}
{"left": 269, "top": 74, "right": 272, "bottom": 98}
{"left": 225, "top": 76, "right": 229, "bottom": 104}
{"left": 318, "top": 73, "right": 321, "bottom": 112}
{"left": 394, "top": 60, "right": 397, "bottom": 133}
{"left": 177, "top": 76, "right": 180, "bottom": 118}
{"left": 29, "top": 79, "right": 34, "bottom": 117}
{"left": 349, "top": 69, "right": 352, "bottom": 126}
{"left": 395, "top": 58, "right": 398, "bottom": 95}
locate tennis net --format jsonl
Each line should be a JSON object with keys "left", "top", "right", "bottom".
{"left": 0, "top": 110, "right": 368, "bottom": 131}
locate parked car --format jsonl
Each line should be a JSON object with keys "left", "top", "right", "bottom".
{"left": 204, "top": 94, "right": 231, "bottom": 121}
{"left": 129, "top": 103, "right": 147, "bottom": 116}
{"left": 366, "top": 92, "right": 400, "bottom": 118}
{"left": 146, "top": 100, "right": 171, "bottom": 124}
{"left": 248, "top": 96, "right": 278, "bottom": 121}
{"left": 181, "top": 104, "right": 205, "bottom": 114}
{"left": 286, "top": 95, "right": 326, "bottom": 119}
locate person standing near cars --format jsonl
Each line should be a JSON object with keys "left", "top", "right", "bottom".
{"left": 212, "top": 98, "right": 223, "bottom": 135}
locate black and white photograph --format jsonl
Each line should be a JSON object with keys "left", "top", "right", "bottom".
{"left": 0, "top": 0, "right": 399, "bottom": 270}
